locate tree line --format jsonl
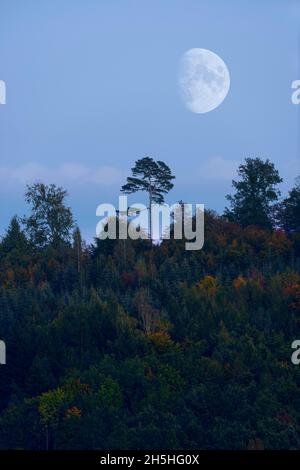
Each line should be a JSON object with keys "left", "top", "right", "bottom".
{"left": 0, "top": 156, "right": 299, "bottom": 449}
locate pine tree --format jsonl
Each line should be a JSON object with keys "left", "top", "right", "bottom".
{"left": 121, "top": 157, "right": 175, "bottom": 239}
{"left": 0, "top": 216, "right": 28, "bottom": 256}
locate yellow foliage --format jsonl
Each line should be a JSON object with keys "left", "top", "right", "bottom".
{"left": 148, "top": 331, "right": 174, "bottom": 351}
{"left": 196, "top": 275, "right": 218, "bottom": 295}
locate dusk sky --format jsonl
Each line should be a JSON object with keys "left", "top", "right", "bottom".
{"left": 0, "top": 0, "right": 299, "bottom": 241}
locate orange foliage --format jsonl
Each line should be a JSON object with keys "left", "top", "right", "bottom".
{"left": 231, "top": 239, "right": 238, "bottom": 249}
{"left": 268, "top": 229, "right": 292, "bottom": 255}
{"left": 233, "top": 275, "right": 247, "bottom": 289}
{"left": 66, "top": 406, "right": 82, "bottom": 418}
{"left": 281, "top": 273, "right": 300, "bottom": 310}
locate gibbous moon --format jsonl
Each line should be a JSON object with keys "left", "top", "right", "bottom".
{"left": 179, "top": 48, "right": 230, "bottom": 113}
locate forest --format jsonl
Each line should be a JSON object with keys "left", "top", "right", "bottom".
{"left": 0, "top": 157, "right": 299, "bottom": 450}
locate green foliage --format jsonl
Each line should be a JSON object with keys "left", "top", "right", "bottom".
{"left": 277, "top": 177, "right": 300, "bottom": 233}
{"left": 121, "top": 157, "right": 175, "bottom": 239}
{"left": 0, "top": 167, "right": 300, "bottom": 449}
{"left": 121, "top": 157, "right": 175, "bottom": 205}
{"left": 23, "top": 183, "right": 74, "bottom": 247}
{"left": 225, "top": 157, "right": 282, "bottom": 229}
{"left": 0, "top": 216, "right": 28, "bottom": 257}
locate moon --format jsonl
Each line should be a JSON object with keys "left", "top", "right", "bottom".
{"left": 179, "top": 48, "right": 230, "bottom": 113}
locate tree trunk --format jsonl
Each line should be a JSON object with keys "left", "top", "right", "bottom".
{"left": 149, "top": 190, "right": 152, "bottom": 241}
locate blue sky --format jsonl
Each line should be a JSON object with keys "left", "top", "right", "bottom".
{"left": 0, "top": 0, "right": 299, "bottom": 241}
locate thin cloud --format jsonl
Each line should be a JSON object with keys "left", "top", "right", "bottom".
{"left": 0, "top": 162, "right": 126, "bottom": 188}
